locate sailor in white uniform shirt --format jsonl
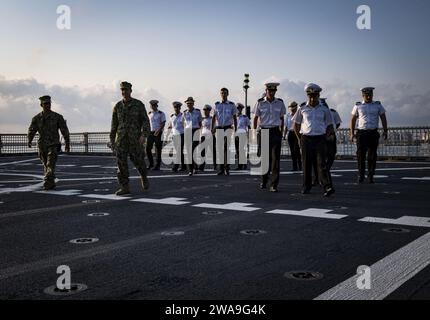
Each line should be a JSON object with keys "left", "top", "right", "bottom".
{"left": 294, "top": 83, "right": 335, "bottom": 197}
{"left": 199, "top": 104, "right": 216, "bottom": 172}
{"left": 350, "top": 87, "right": 388, "bottom": 184}
{"left": 212, "top": 88, "right": 237, "bottom": 176}
{"left": 146, "top": 100, "right": 166, "bottom": 171}
{"left": 168, "top": 101, "right": 186, "bottom": 172}
{"left": 253, "top": 82, "right": 287, "bottom": 192}
{"left": 182, "top": 97, "right": 202, "bottom": 176}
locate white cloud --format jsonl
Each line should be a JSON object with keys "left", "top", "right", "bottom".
{"left": 0, "top": 75, "right": 429, "bottom": 133}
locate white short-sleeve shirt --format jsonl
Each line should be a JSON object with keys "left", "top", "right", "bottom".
{"left": 254, "top": 97, "right": 287, "bottom": 128}
{"left": 170, "top": 113, "right": 184, "bottom": 136}
{"left": 149, "top": 110, "right": 166, "bottom": 132}
{"left": 295, "top": 103, "right": 333, "bottom": 136}
{"left": 352, "top": 101, "right": 386, "bottom": 130}
{"left": 213, "top": 101, "right": 237, "bottom": 127}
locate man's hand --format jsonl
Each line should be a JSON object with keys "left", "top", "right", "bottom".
{"left": 383, "top": 131, "right": 388, "bottom": 141}
{"left": 28, "top": 142, "right": 32, "bottom": 148}
{"left": 139, "top": 135, "right": 146, "bottom": 145}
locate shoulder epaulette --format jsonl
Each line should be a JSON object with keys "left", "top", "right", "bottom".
{"left": 300, "top": 102, "right": 306, "bottom": 107}
{"left": 356, "top": 102, "right": 362, "bottom": 106}
{"left": 374, "top": 101, "right": 381, "bottom": 104}
{"left": 148, "top": 111, "right": 152, "bottom": 114}
{"left": 228, "top": 101, "right": 234, "bottom": 104}
{"left": 195, "top": 108, "right": 200, "bottom": 111}
{"left": 170, "top": 114, "right": 175, "bottom": 117}
{"left": 277, "top": 98, "right": 284, "bottom": 102}
{"left": 257, "top": 98, "right": 264, "bottom": 102}
{"left": 330, "top": 109, "right": 337, "bottom": 112}
{"left": 215, "top": 101, "right": 220, "bottom": 105}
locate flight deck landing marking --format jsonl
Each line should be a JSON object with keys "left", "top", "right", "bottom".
{"left": 132, "top": 197, "right": 190, "bottom": 206}
{"left": 359, "top": 216, "right": 430, "bottom": 228}
{"left": 268, "top": 209, "right": 348, "bottom": 220}
{"left": 80, "top": 194, "right": 131, "bottom": 201}
{"left": 193, "top": 202, "right": 261, "bottom": 212}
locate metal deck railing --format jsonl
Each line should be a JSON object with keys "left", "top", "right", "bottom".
{"left": 1, "top": 127, "right": 429, "bottom": 159}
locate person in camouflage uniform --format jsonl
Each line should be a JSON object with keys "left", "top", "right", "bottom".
{"left": 110, "top": 82, "right": 151, "bottom": 196}
{"left": 28, "top": 96, "right": 70, "bottom": 190}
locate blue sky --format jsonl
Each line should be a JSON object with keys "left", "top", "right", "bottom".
{"left": 1, "top": 0, "right": 430, "bottom": 132}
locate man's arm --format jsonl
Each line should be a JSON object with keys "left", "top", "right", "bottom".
{"left": 294, "top": 123, "right": 302, "bottom": 141}
{"left": 211, "top": 114, "right": 217, "bottom": 134}
{"left": 380, "top": 113, "right": 388, "bottom": 140}
{"left": 253, "top": 115, "right": 259, "bottom": 130}
{"left": 350, "top": 115, "right": 358, "bottom": 142}
{"left": 58, "top": 115, "right": 71, "bottom": 152}
{"left": 280, "top": 116, "right": 285, "bottom": 137}
{"left": 140, "top": 103, "right": 151, "bottom": 144}
{"left": 27, "top": 117, "right": 38, "bottom": 148}
{"left": 109, "top": 105, "right": 118, "bottom": 147}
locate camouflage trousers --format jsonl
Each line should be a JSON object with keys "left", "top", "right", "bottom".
{"left": 115, "top": 144, "right": 148, "bottom": 188}
{"left": 38, "top": 145, "right": 58, "bottom": 183}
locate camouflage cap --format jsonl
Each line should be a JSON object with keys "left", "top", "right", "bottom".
{"left": 149, "top": 100, "right": 159, "bottom": 106}
{"left": 120, "top": 81, "right": 132, "bottom": 90}
{"left": 39, "top": 95, "right": 51, "bottom": 103}
{"left": 236, "top": 103, "right": 245, "bottom": 110}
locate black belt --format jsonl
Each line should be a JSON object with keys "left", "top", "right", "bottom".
{"left": 357, "top": 129, "right": 378, "bottom": 132}
{"left": 216, "top": 126, "right": 233, "bottom": 130}
{"left": 302, "top": 134, "right": 325, "bottom": 139}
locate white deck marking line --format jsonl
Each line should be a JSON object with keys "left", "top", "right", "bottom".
{"left": 0, "top": 180, "right": 42, "bottom": 184}
{"left": 0, "top": 158, "right": 40, "bottom": 166}
{"left": 0, "top": 173, "right": 44, "bottom": 179}
{"left": 81, "top": 165, "right": 102, "bottom": 168}
{"left": 79, "top": 194, "right": 131, "bottom": 201}
{"left": 314, "top": 232, "right": 430, "bottom": 300}
{"left": 193, "top": 202, "right": 261, "bottom": 212}
{"left": 268, "top": 208, "right": 348, "bottom": 220}
{"left": 35, "top": 190, "right": 83, "bottom": 196}
{"left": 132, "top": 197, "right": 191, "bottom": 206}
{"left": 0, "top": 173, "right": 45, "bottom": 194}
{"left": 402, "top": 177, "right": 430, "bottom": 181}
{"left": 359, "top": 216, "right": 430, "bottom": 228}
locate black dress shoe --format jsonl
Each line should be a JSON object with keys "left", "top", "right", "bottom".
{"left": 260, "top": 183, "right": 267, "bottom": 189}
{"left": 302, "top": 189, "right": 311, "bottom": 194}
{"left": 270, "top": 187, "right": 278, "bottom": 193}
{"left": 324, "top": 188, "right": 335, "bottom": 197}
{"left": 368, "top": 176, "right": 375, "bottom": 184}
{"left": 152, "top": 166, "right": 160, "bottom": 171}
{"left": 217, "top": 171, "right": 224, "bottom": 176}
{"left": 188, "top": 172, "right": 193, "bottom": 177}
{"left": 225, "top": 170, "right": 230, "bottom": 176}
{"left": 358, "top": 176, "right": 365, "bottom": 184}
{"left": 147, "top": 165, "right": 154, "bottom": 170}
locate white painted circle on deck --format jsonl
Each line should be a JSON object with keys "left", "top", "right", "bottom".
{"left": 69, "top": 238, "right": 99, "bottom": 244}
